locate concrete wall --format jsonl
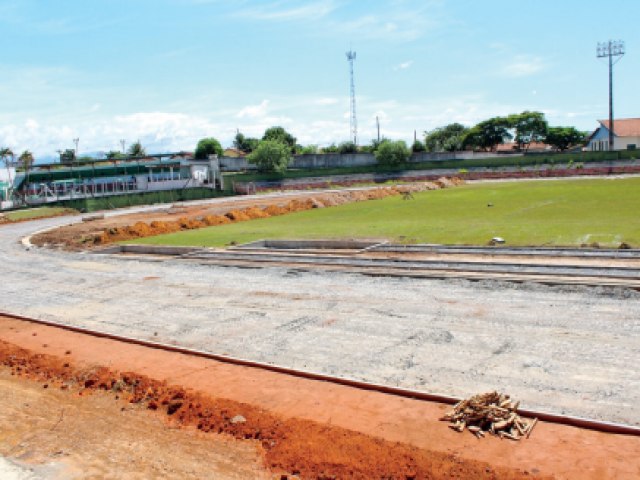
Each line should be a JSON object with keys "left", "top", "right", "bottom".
{"left": 292, "top": 153, "right": 375, "bottom": 169}
{"left": 219, "top": 151, "right": 523, "bottom": 172}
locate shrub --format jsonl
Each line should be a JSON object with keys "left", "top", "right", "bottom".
{"left": 374, "top": 140, "right": 410, "bottom": 165}
{"left": 338, "top": 141, "right": 358, "bottom": 154}
{"left": 247, "top": 140, "right": 291, "bottom": 173}
{"left": 411, "top": 140, "right": 426, "bottom": 153}
{"left": 195, "top": 137, "right": 223, "bottom": 159}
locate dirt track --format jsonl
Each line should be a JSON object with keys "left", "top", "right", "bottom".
{"left": 2, "top": 316, "right": 639, "bottom": 479}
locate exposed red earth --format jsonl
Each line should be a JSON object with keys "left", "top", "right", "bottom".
{"left": 30, "top": 180, "right": 462, "bottom": 250}
{"left": 1, "top": 316, "right": 639, "bottom": 479}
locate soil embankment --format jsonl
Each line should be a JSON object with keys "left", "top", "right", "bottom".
{"left": 1, "top": 315, "right": 638, "bottom": 479}
{"left": 31, "top": 179, "right": 462, "bottom": 250}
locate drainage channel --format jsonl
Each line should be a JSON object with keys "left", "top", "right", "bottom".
{"left": 1, "top": 310, "right": 639, "bottom": 437}
{"left": 179, "top": 250, "right": 640, "bottom": 280}
{"left": 372, "top": 244, "right": 640, "bottom": 259}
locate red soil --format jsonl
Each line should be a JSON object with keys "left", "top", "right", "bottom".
{"left": 1, "top": 338, "right": 535, "bottom": 480}
{"left": 1, "top": 316, "right": 639, "bottom": 479}
{"left": 87, "top": 180, "right": 458, "bottom": 247}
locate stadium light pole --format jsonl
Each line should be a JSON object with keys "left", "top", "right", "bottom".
{"left": 597, "top": 40, "right": 625, "bottom": 151}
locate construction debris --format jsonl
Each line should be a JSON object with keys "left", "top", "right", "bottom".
{"left": 441, "top": 391, "right": 537, "bottom": 440}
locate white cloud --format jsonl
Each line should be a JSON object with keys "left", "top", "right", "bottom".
{"left": 394, "top": 61, "right": 413, "bottom": 71}
{"left": 327, "top": 1, "right": 446, "bottom": 42}
{"left": 236, "top": 100, "right": 270, "bottom": 119}
{"left": 232, "top": 0, "right": 336, "bottom": 22}
{"left": 0, "top": 112, "right": 223, "bottom": 159}
{"left": 501, "top": 55, "right": 547, "bottom": 78}
{"left": 315, "top": 97, "right": 339, "bottom": 106}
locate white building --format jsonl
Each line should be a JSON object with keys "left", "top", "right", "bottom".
{"left": 587, "top": 118, "right": 640, "bottom": 151}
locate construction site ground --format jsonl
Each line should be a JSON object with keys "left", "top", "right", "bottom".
{"left": 0, "top": 184, "right": 639, "bottom": 478}
{"left": 1, "top": 316, "right": 639, "bottom": 479}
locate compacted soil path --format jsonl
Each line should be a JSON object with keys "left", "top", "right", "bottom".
{"left": 1, "top": 316, "right": 639, "bottom": 479}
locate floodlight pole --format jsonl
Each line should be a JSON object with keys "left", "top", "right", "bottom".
{"left": 597, "top": 40, "right": 625, "bottom": 151}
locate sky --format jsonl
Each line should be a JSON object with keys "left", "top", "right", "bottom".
{"left": 0, "top": 0, "right": 638, "bottom": 160}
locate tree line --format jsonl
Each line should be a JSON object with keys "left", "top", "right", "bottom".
{"left": 196, "top": 111, "right": 588, "bottom": 173}
{"left": 420, "top": 111, "right": 587, "bottom": 153}
{"left": 2, "top": 111, "right": 588, "bottom": 175}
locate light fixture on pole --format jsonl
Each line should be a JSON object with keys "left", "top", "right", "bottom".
{"left": 596, "top": 40, "right": 625, "bottom": 151}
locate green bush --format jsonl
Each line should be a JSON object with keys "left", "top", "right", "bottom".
{"left": 338, "top": 141, "right": 358, "bottom": 154}
{"left": 247, "top": 140, "right": 291, "bottom": 173}
{"left": 195, "top": 137, "right": 223, "bottom": 159}
{"left": 375, "top": 140, "right": 410, "bottom": 165}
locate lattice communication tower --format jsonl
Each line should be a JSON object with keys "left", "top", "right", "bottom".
{"left": 346, "top": 50, "right": 357, "bottom": 145}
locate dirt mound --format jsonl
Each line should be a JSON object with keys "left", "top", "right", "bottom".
{"left": 435, "top": 177, "right": 455, "bottom": 188}
{"left": 202, "top": 215, "right": 231, "bottom": 226}
{"left": 0, "top": 339, "right": 540, "bottom": 480}
{"left": 72, "top": 179, "right": 465, "bottom": 248}
{"left": 263, "top": 205, "right": 289, "bottom": 216}
{"left": 225, "top": 210, "right": 251, "bottom": 222}
{"left": 243, "top": 207, "right": 270, "bottom": 219}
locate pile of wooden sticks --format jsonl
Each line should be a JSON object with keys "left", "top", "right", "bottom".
{"left": 441, "top": 391, "right": 538, "bottom": 440}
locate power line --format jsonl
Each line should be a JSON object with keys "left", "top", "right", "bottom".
{"left": 346, "top": 50, "right": 357, "bottom": 145}
{"left": 597, "top": 40, "right": 625, "bottom": 151}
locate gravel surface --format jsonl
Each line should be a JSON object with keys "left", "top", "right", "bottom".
{"left": 1, "top": 207, "right": 639, "bottom": 425}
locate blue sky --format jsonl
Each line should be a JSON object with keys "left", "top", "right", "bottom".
{"left": 0, "top": 0, "right": 637, "bottom": 159}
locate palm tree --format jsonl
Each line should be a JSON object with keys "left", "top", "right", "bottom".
{"left": 0, "top": 147, "right": 13, "bottom": 163}
{"left": 1, "top": 147, "right": 15, "bottom": 198}
{"left": 127, "top": 141, "right": 146, "bottom": 157}
{"left": 18, "top": 150, "right": 34, "bottom": 171}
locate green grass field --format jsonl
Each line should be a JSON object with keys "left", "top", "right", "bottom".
{"left": 4, "top": 207, "right": 77, "bottom": 222}
{"left": 130, "top": 177, "right": 640, "bottom": 248}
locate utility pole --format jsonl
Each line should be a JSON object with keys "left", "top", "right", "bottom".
{"left": 120, "top": 139, "right": 126, "bottom": 154}
{"left": 597, "top": 40, "right": 625, "bottom": 151}
{"left": 376, "top": 116, "right": 380, "bottom": 142}
{"left": 73, "top": 138, "right": 79, "bottom": 158}
{"left": 346, "top": 50, "right": 357, "bottom": 145}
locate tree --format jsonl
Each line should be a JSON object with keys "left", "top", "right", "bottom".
{"left": 299, "top": 145, "right": 319, "bottom": 155}
{"left": 1, "top": 147, "right": 15, "bottom": 186}
{"left": 262, "top": 126, "right": 297, "bottom": 153}
{"left": 106, "top": 150, "right": 126, "bottom": 160}
{"left": 507, "top": 111, "right": 548, "bottom": 150}
{"left": 338, "top": 141, "right": 358, "bottom": 154}
{"left": 322, "top": 143, "right": 339, "bottom": 154}
{"left": 247, "top": 140, "right": 291, "bottom": 173}
{"left": 195, "top": 137, "right": 223, "bottom": 159}
{"left": 233, "top": 132, "right": 259, "bottom": 153}
{"left": 18, "top": 150, "right": 34, "bottom": 171}
{"left": 374, "top": 140, "right": 410, "bottom": 165}
{"left": 128, "top": 141, "right": 146, "bottom": 157}
{"left": 0, "top": 147, "right": 14, "bottom": 169}
{"left": 463, "top": 117, "right": 512, "bottom": 151}
{"left": 59, "top": 149, "right": 76, "bottom": 165}
{"left": 423, "top": 123, "right": 468, "bottom": 152}
{"left": 411, "top": 140, "right": 426, "bottom": 153}
{"left": 545, "top": 127, "right": 588, "bottom": 151}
